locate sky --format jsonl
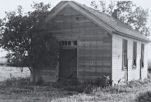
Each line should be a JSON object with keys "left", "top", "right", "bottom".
{"left": 0, "top": 0, "right": 151, "bottom": 57}
{"left": 0, "top": 0, "right": 151, "bottom": 18}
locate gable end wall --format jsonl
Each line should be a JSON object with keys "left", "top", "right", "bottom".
{"left": 45, "top": 5, "right": 112, "bottom": 82}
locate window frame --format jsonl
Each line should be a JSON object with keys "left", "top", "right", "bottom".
{"left": 141, "top": 43, "right": 145, "bottom": 68}
{"left": 132, "top": 41, "right": 137, "bottom": 69}
{"left": 122, "top": 39, "right": 128, "bottom": 70}
{"left": 59, "top": 41, "right": 77, "bottom": 47}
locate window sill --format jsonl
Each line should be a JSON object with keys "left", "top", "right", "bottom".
{"left": 122, "top": 67, "right": 128, "bottom": 71}
{"left": 132, "top": 65, "right": 136, "bottom": 69}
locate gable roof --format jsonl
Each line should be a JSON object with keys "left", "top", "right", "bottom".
{"left": 45, "top": 1, "right": 150, "bottom": 42}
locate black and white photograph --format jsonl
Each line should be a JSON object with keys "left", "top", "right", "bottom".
{"left": 0, "top": 0, "right": 151, "bottom": 102}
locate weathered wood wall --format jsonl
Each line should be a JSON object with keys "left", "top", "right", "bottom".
{"left": 43, "top": 5, "right": 112, "bottom": 82}
{"left": 77, "top": 36, "right": 112, "bottom": 81}
{"left": 112, "top": 34, "right": 148, "bottom": 84}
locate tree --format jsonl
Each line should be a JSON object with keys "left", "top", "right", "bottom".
{"left": 0, "top": 2, "right": 59, "bottom": 83}
{"left": 90, "top": 1, "right": 150, "bottom": 36}
{"left": 0, "top": 19, "right": 2, "bottom": 28}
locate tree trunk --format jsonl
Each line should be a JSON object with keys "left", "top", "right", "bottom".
{"left": 29, "top": 67, "right": 34, "bottom": 83}
{"left": 29, "top": 67, "right": 37, "bottom": 83}
{"left": 30, "top": 67, "right": 42, "bottom": 84}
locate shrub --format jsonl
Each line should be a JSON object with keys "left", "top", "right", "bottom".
{"left": 53, "top": 75, "right": 112, "bottom": 94}
{"left": 93, "top": 75, "right": 112, "bottom": 87}
{"left": 127, "top": 79, "right": 151, "bottom": 88}
{"left": 136, "top": 91, "right": 151, "bottom": 102}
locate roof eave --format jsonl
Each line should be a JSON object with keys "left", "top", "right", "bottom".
{"left": 113, "top": 31, "right": 150, "bottom": 43}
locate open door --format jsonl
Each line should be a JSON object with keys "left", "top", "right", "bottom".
{"left": 59, "top": 48, "right": 77, "bottom": 81}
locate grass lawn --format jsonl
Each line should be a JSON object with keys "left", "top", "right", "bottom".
{"left": 52, "top": 79, "right": 151, "bottom": 102}
{"left": 0, "top": 78, "right": 150, "bottom": 102}
{"left": 0, "top": 66, "right": 151, "bottom": 102}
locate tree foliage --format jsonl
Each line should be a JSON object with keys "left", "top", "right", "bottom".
{"left": 0, "top": 2, "right": 58, "bottom": 69}
{"left": 90, "top": 1, "right": 150, "bottom": 36}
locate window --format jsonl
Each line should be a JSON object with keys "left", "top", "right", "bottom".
{"left": 133, "top": 42, "right": 137, "bottom": 68}
{"left": 59, "top": 41, "right": 77, "bottom": 46}
{"left": 73, "top": 41, "right": 77, "bottom": 45}
{"left": 67, "top": 41, "right": 71, "bottom": 45}
{"left": 141, "top": 44, "right": 145, "bottom": 68}
{"left": 122, "top": 39, "right": 128, "bottom": 69}
{"left": 64, "top": 41, "right": 68, "bottom": 45}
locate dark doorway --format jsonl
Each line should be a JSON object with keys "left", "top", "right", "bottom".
{"left": 59, "top": 48, "right": 77, "bottom": 81}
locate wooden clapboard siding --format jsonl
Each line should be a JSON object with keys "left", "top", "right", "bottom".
{"left": 78, "top": 71, "right": 110, "bottom": 81}
{"left": 45, "top": 5, "right": 112, "bottom": 82}
{"left": 112, "top": 34, "right": 148, "bottom": 84}
{"left": 78, "top": 71, "right": 110, "bottom": 77}
{"left": 77, "top": 36, "right": 112, "bottom": 81}
{"left": 47, "top": 6, "right": 106, "bottom": 41}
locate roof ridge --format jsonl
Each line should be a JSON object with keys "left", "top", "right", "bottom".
{"left": 46, "top": 1, "right": 149, "bottom": 42}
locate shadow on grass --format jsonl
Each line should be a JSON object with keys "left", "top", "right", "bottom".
{"left": 0, "top": 77, "right": 79, "bottom": 99}
{"left": 52, "top": 77, "right": 112, "bottom": 94}
{"left": 135, "top": 91, "right": 151, "bottom": 102}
